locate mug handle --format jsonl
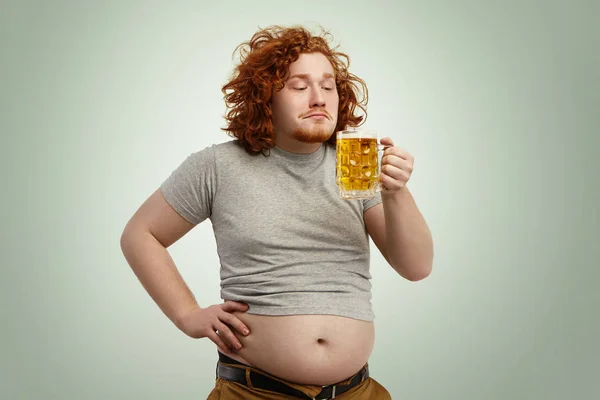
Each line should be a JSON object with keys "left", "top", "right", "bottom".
{"left": 376, "top": 143, "right": 393, "bottom": 192}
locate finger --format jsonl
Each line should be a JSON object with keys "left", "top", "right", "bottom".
{"left": 380, "top": 173, "right": 406, "bottom": 191}
{"left": 208, "top": 329, "right": 231, "bottom": 354}
{"left": 382, "top": 156, "right": 413, "bottom": 173}
{"left": 221, "top": 301, "right": 250, "bottom": 313}
{"left": 384, "top": 147, "right": 412, "bottom": 161}
{"left": 221, "top": 312, "right": 250, "bottom": 336}
{"left": 380, "top": 137, "right": 394, "bottom": 146}
{"left": 215, "top": 322, "right": 243, "bottom": 350}
{"left": 381, "top": 163, "right": 410, "bottom": 182}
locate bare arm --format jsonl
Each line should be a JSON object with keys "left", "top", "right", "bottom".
{"left": 364, "top": 188, "right": 434, "bottom": 281}
{"left": 120, "top": 188, "right": 198, "bottom": 330}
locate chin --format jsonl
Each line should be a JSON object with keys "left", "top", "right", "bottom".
{"left": 293, "top": 125, "right": 335, "bottom": 143}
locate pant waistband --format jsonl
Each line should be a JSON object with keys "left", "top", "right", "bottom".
{"left": 216, "top": 351, "right": 369, "bottom": 399}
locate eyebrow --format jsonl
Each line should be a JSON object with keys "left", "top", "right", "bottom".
{"left": 287, "top": 73, "right": 335, "bottom": 81}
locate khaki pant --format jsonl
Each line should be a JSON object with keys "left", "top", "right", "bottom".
{"left": 207, "top": 353, "right": 391, "bottom": 399}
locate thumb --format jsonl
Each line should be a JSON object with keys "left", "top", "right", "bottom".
{"left": 222, "top": 301, "right": 249, "bottom": 312}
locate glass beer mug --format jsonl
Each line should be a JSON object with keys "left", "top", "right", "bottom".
{"left": 336, "top": 130, "right": 390, "bottom": 200}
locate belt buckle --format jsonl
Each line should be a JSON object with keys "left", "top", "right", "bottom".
{"left": 314, "top": 384, "right": 336, "bottom": 400}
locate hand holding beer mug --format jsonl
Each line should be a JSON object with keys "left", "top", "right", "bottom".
{"left": 336, "top": 130, "right": 392, "bottom": 199}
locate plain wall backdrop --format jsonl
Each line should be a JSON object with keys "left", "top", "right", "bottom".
{"left": 2, "top": 0, "right": 598, "bottom": 399}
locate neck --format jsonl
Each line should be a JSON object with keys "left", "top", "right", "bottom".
{"left": 274, "top": 135, "right": 323, "bottom": 154}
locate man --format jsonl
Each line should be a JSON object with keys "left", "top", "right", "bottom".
{"left": 120, "top": 25, "right": 433, "bottom": 399}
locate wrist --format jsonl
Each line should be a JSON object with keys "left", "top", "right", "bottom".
{"left": 175, "top": 304, "right": 202, "bottom": 331}
{"left": 381, "top": 186, "right": 408, "bottom": 201}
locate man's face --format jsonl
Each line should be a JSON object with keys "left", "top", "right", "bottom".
{"left": 271, "top": 52, "right": 339, "bottom": 144}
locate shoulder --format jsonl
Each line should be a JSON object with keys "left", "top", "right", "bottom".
{"left": 212, "top": 139, "right": 241, "bottom": 152}
{"left": 180, "top": 140, "right": 244, "bottom": 165}
{"left": 211, "top": 139, "right": 257, "bottom": 160}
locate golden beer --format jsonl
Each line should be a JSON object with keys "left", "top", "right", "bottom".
{"left": 336, "top": 131, "right": 382, "bottom": 199}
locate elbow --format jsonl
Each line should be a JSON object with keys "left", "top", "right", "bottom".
{"left": 391, "top": 260, "right": 433, "bottom": 282}
{"left": 404, "top": 266, "right": 432, "bottom": 281}
{"left": 120, "top": 223, "right": 133, "bottom": 251}
{"left": 120, "top": 222, "right": 141, "bottom": 255}
{"left": 120, "top": 229, "right": 133, "bottom": 258}
{"left": 389, "top": 245, "right": 434, "bottom": 282}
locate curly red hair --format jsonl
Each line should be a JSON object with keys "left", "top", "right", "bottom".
{"left": 221, "top": 25, "right": 368, "bottom": 155}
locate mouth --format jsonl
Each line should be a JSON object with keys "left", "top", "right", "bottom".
{"left": 303, "top": 113, "right": 329, "bottom": 120}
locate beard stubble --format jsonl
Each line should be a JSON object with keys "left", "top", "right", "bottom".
{"left": 292, "top": 123, "right": 334, "bottom": 143}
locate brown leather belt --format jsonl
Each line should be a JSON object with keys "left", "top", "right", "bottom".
{"left": 216, "top": 359, "right": 369, "bottom": 399}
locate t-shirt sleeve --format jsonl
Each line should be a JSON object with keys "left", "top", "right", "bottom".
{"left": 362, "top": 191, "right": 383, "bottom": 212}
{"left": 159, "top": 145, "right": 217, "bottom": 225}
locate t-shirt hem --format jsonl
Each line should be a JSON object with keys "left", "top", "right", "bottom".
{"left": 159, "top": 184, "right": 200, "bottom": 225}
{"left": 363, "top": 196, "right": 383, "bottom": 212}
{"left": 244, "top": 305, "right": 375, "bottom": 322}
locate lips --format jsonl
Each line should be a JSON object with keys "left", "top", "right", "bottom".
{"left": 303, "top": 113, "right": 329, "bottom": 119}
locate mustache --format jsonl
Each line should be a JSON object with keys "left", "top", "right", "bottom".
{"left": 300, "top": 109, "right": 332, "bottom": 119}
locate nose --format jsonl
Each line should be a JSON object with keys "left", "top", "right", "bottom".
{"left": 309, "top": 87, "right": 326, "bottom": 108}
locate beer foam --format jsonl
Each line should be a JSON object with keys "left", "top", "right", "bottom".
{"left": 336, "top": 130, "right": 377, "bottom": 139}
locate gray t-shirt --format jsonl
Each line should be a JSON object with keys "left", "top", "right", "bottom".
{"left": 160, "top": 140, "right": 382, "bottom": 321}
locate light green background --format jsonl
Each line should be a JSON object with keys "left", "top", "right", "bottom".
{"left": 2, "top": 1, "right": 598, "bottom": 399}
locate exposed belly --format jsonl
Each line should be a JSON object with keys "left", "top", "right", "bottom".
{"left": 217, "top": 312, "right": 375, "bottom": 386}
